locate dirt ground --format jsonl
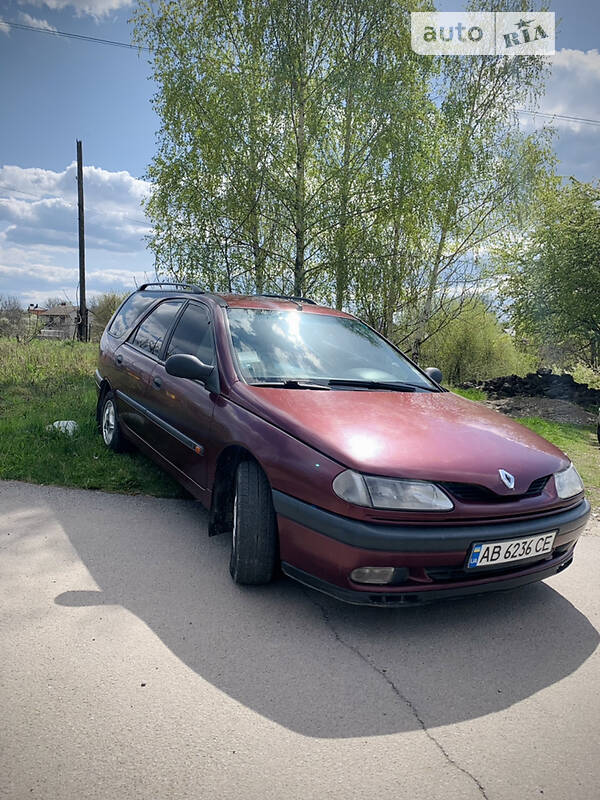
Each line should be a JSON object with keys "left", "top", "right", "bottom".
{"left": 485, "top": 395, "right": 597, "bottom": 425}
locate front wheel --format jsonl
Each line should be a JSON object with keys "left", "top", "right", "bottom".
{"left": 100, "top": 390, "right": 126, "bottom": 452}
{"left": 229, "top": 460, "right": 278, "bottom": 585}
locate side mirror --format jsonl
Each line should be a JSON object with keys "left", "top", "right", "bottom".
{"left": 165, "top": 353, "right": 213, "bottom": 382}
{"left": 424, "top": 366, "right": 443, "bottom": 384}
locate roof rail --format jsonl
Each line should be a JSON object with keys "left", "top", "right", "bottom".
{"left": 138, "top": 281, "right": 204, "bottom": 293}
{"left": 257, "top": 293, "right": 318, "bottom": 306}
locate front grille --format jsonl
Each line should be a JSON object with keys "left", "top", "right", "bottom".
{"left": 439, "top": 475, "right": 551, "bottom": 504}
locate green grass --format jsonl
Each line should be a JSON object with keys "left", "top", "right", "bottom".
{"left": 0, "top": 339, "right": 185, "bottom": 497}
{"left": 1, "top": 341, "right": 598, "bottom": 507}
{"left": 449, "top": 386, "right": 488, "bottom": 402}
{"left": 516, "top": 417, "right": 600, "bottom": 509}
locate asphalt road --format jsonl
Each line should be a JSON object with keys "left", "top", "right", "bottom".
{"left": 1, "top": 479, "right": 599, "bottom": 800}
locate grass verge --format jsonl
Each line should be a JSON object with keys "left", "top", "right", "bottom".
{"left": 1, "top": 342, "right": 598, "bottom": 507}
{"left": 516, "top": 417, "right": 600, "bottom": 509}
{"left": 450, "top": 386, "right": 488, "bottom": 402}
{"left": 0, "top": 339, "right": 185, "bottom": 497}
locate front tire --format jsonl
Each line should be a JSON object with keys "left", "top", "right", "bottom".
{"left": 229, "top": 460, "right": 278, "bottom": 585}
{"left": 100, "top": 391, "right": 126, "bottom": 452}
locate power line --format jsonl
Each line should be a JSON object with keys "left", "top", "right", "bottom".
{"left": 0, "top": 20, "right": 151, "bottom": 52}
{"left": 518, "top": 109, "right": 600, "bottom": 127}
{"left": 0, "top": 183, "right": 150, "bottom": 225}
{"left": 3, "top": 17, "right": 600, "bottom": 130}
{"left": 0, "top": 183, "right": 62, "bottom": 200}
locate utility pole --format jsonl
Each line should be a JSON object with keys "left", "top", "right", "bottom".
{"left": 76, "top": 139, "right": 87, "bottom": 342}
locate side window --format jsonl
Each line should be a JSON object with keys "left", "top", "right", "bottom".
{"left": 166, "top": 303, "right": 214, "bottom": 365}
{"left": 108, "top": 293, "right": 155, "bottom": 338}
{"left": 131, "top": 300, "right": 183, "bottom": 357}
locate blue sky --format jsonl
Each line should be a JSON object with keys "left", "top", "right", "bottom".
{"left": 0, "top": 0, "right": 599, "bottom": 305}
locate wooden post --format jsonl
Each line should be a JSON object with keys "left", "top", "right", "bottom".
{"left": 76, "top": 140, "right": 87, "bottom": 341}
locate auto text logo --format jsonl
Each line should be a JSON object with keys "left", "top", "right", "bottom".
{"left": 410, "top": 12, "right": 555, "bottom": 56}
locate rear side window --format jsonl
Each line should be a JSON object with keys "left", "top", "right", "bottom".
{"left": 166, "top": 303, "right": 214, "bottom": 365}
{"left": 131, "top": 300, "right": 183, "bottom": 358}
{"left": 108, "top": 293, "right": 155, "bottom": 338}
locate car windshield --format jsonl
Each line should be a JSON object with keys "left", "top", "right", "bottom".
{"left": 227, "top": 308, "right": 435, "bottom": 389}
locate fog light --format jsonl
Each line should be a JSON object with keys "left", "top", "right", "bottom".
{"left": 350, "top": 566, "right": 396, "bottom": 585}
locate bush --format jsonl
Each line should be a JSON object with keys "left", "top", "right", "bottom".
{"left": 568, "top": 363, "right": 600, "bottom": 390}
{"left": 419, "top": 302, "right": 534, "bottom": 385}
{"left": 0, "top": 295, "right": 25, "bottom": 338}
{"left": 89, "top": 292, "right": 127, "bottom": 341}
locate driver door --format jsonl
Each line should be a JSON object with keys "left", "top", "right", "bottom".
{"left": 145, "top": 301, "right": 218, "bottom": 492}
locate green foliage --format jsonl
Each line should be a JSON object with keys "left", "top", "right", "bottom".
{"left": 132, "top": 0, "right": 554, "bottom": 348}
{"left": 0, "top": 295, "right": 25, "bottom": 339}
{"left": 570, "top": 363, "right": 600, "bottom": 391}
{"left": 419, "top": 301, "right": 535, "bottom": 385}
{"left": 89, "top": 292, "right": 127, "bottom": 341}
{"left": 0, "top": 339, "right": 185, "bottom": 497}
{"left": 504, "top": 179, "right": 600, "bottom": 369}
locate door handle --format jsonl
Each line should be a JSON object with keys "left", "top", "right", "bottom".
{"left": 116, "top": 354, "right": 123, "bottom": 365}
{"left": 153, "top": 376, "right": 162, "bottom": 389}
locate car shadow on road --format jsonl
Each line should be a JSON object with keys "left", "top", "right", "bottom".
{"left": 53, "top": 492, "right": 599, "bottom": 739}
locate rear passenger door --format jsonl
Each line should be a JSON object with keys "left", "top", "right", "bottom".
{"left": 114, "top": 299, "right": 184, "bottom": 440}
{"left": 145, "top": 301, "right": 218, "bottom": 491}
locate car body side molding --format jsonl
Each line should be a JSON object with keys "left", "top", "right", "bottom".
{"left": 115, "top": 389, "right": 205, "bottom": 455}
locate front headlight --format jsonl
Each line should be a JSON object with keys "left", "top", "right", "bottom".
{"left": 554, "top": 463, "right": 584, "bottom": 499}
{"left": 332, "top": 469, "right": 454, "bottom": 511}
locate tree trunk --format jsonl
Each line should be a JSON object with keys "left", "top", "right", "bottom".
{"left": 381, "top": 221, "right": 401, "bottom": 338}
{"left": 334, "top": 30, "right": 357, "bottom": 310}
{"left": 294, "top": 80, "right": 306, "bottom": 297}
{"left": 411, "top": 228, "right": 447, "bottom": 363}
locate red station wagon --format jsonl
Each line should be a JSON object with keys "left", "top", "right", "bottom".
{"left": 96, "top": 283, "right": 590, "bottom": 605}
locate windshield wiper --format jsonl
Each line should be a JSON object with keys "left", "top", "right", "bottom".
{"left": 327, "top": 379, "right": 433, "bottom": 392}
{"left": 249, "top": 380, "right": 330, "bottom": 390}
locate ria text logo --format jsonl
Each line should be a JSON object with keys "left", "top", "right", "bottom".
{"left": 411, "top": 12, "right": 555, "bottom": 56}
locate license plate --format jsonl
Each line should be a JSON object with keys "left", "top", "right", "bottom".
{"left": 467, "top": 531, "right": 557, "bottom": 569}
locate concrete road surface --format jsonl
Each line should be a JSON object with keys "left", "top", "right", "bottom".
{"left": 1, "top": 479, "right": 599, "bottom": 800}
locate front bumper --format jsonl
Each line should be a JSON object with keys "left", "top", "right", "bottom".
{"left": 273, "top": 490, "right": 590, "bottom": 605}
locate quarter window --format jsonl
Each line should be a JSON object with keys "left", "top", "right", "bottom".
{"left": 166, "top": 303, "right": 214, "bottom": 365}
{"left": 108, "top": 293, "right": 155, "bottom": 338}
{"left": 131, "top": 300, "right": 183, "bottom": 357}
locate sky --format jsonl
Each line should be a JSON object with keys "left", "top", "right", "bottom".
{"left": 0, "top": 0, "right": 599, "bottom": 306}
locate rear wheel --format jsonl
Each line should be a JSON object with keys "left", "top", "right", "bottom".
{"left": 229, "top": 459, "right": 278, "bottom": 585}
{"left": 100, "top": 391, "right": 126, "bottom": 452}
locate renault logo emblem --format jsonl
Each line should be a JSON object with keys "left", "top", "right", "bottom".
{"left": 499, "top": 469, "right": 515, "bottom": 490}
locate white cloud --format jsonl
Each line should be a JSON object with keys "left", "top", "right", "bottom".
{"left": 17, "top": 0, "right": 132, "bottom": 19}
{"left": 518, "top": 48, "right": 600, "bottom": 180}
{"left": 0, "top": 21, "right": 10, "bottom": 35}
{"left": 0, "top": 163, "right": 155, "bottom": 304}
{"left": 521, "top": 49, "right": 600, "bottom": 132}
{"left": 546, "top": 49, "right": 600, "bottom": 129}
{"left": 19, "top": 12, "right": 57, "bottom": 32}
{"left": 552, "top": 48, "right": 600, "bottom": 80}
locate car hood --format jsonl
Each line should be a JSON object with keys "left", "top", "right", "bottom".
{"left": 232, "top": 385, "right": 570, "bottom": 493}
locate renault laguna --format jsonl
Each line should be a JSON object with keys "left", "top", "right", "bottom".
{"left": 96, "top": 284, "right": 590, "bottom": 605}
